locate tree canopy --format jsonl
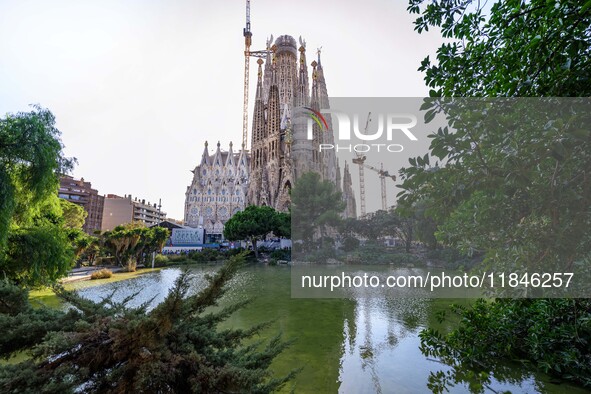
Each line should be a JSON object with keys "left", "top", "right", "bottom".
{"left": 59, "top": 199, "right": 87, "bottom": 230}
{"left": 0, "top": 253, "right": 297, "bottom": 393}
{"left": 409, "top": 0, "right": 591, "bottom": 97}
{"left": 0, "top": 106, "right": 75, "bottom": 243}
{"left": 223, "top": 205, "right": 285, "bottom": 258}
{"left": 102, "top": 222, "right": 170, "bottom": 271}
{"left": 0, "top": 106, "right": 77, "bottom": 287}
{"left": 290, "top": 172, "right": 345, "bottom": 246}
{"left": 405, "top": 0, "right": 591, "bottom": 387}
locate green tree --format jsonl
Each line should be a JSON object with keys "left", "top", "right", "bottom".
{"left": 223, "top": 205, "right": 282, "bottom": 259}
{"left": 0, "top": 106, "right": 74, "bottom": 246}
{"left": 0, "top": 106, "right": 76, "bottom": 286}
{"left": 408, "top": 0, "right": 591, "bottom": 97}
{"left": 290, "top": 172, "right": 345, "bottom": 248}
{"left": 412, "top": 200, "right": 438, "bottom": 250}
{"left": 0, "top": 253, "right": 297, "bottom": 393}
{"left": 390, "top": 206, "right": 415, "bottom": 253}
{"left": 275, "top": 211, "right": 291, "bottom": 238}
{"left": 1, "top": 224, "right": 75, "bottom": 287}
{"left": 405, "top": 0, "right": 591, "bottom": 387}
{"left": 102, "top": 223, "right": 170, "bottom": 271}
{"left": 59, "top": 199, "right": 87, "bottom": 230}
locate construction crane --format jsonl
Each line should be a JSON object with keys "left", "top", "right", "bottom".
{"left": 242, "top": 1, "right": 273, "bottom": 151}
{"left": 352, "top": 113, "right": 371, "bottom": 217}
{"left": 242, "top": 0, "right": 253, "bottom": 150}
{"left": 352, "top": 159, "right": 396, "bottom": 211}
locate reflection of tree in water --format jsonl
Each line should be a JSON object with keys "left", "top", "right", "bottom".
{"left": 423, "top": 355, "right": 551, "bottom": 394}
{"left": 343, "top": 297, "right": 430, "bottom": 393}
{"left": 359, "top": 297, "right": 383, "bottom": 394}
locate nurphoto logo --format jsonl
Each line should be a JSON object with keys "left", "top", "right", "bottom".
{"left": 299, "top": 106, "right": 419, "bottom": 153}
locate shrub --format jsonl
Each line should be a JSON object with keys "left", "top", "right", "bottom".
{"left": 187, "top": 248, "right": 222, "bottom": 263}
{"left": 270, "top": 249, "right": 291, "bottom": 261}
{"left": 153, "top": 254, "right": 169, "bottom": 267}
{"left": 90, "top": 268, "right": 112, "bottom": 280}
{"left": 421, "top": 299, "right": 591, "bottom": 388}
{"left": 0, "top": 253, "right": 297, "bottom": 392}
{"left": 167, "top": 254, "right": 188, "bottom": 263}
{"left": 342, "top": 236, "right": 360, "bottom": 252}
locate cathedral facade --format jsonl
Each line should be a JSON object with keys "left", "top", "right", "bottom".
{"left": 184, "top": 141, "right": 249, "bottom": 240}
{"left": 184, "top": 34, "right": 356, "bottom": 237}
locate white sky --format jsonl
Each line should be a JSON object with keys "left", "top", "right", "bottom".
{"left": 0, "top": 0, "right": 444, "bottom": 219}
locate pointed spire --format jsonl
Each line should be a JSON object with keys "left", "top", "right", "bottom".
{"left": 317, "top": 46, "right": 322, "bottom": 68}
{"left": 251, "top": 58, "right": 266, "bottom": 147}
{"left": 266, "top": 47, "right": 281, "bottom": 138}
{"left": 225, "top": 141, "right": 235, "bottom": 167}
{"left": 200, "top": 140, "right": 210, "bottom": 166}
{"left": 213, "top": 141, "right": 222, "bottom": 166}
{"left": 256, "top": 58, "right": 264, "bottom": 100}
{"left": 295, "top": 44, "right": 309, "bottom": 108}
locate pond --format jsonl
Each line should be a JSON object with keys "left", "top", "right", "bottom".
{"left": 31, "top": 265, "right": 586, "bottom": 393}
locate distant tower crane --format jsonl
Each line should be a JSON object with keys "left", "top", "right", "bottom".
{"left": 352, "top": 112, "right": 371, "bottom": 217}
{"left": 242, "top": 0, "right": 253, "bottom": 150}
{"left": 242, "top": 0, "right": 272, "bottom": 150}
{"left": 352, "top": 126, "right": 397, "bottom": 212}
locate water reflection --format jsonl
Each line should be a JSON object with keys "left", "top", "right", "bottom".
{"left": 61, "top": 267, "right": 587, "bottom": 393}
{"left": 338, "top": 296, "right": 585, "bottom": 394}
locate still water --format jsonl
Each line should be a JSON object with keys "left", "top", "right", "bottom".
{"left": 32, "top": 265, "right": 586, "bottom": 393}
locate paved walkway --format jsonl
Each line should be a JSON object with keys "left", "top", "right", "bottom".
{"left": 62, "top": 266, "right": 123, "bottom": 284}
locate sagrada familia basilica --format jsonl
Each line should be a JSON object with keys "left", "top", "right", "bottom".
{"left": 184, "top": 35, "right": 356, "bottom": 239}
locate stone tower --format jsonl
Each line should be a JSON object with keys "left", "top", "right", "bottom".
{"left": 248, "top": 34, "right": 346, "bottom": 211}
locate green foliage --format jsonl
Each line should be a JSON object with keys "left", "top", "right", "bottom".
{"left": 0, "top": 106, "right": 77, "bottom": 287}
{"left": 0, "top": 253, "right": 297, "bottom": 393}
{"left": 74, "top": 232, "right": 101, "bottom": 266}
{"left": 1, "top": 224, "right": 75, "bottom": 288}
{"left": 90, "top": 268, "right": 112, "bottom": 280}
{"left": 420, "top": 299, "right": 591, "bottom": 389}
{"left": 291, "top": 172, "right": 345, "bottom": 253}
{"left": 0, "top": 106, "right": 75, "bottom": 246}
{"left": 407, "top": 1, "right": 591, "bottom": 387}
{"left": 342, "top": 208, "right": 416, "bottom": 252}
{"left": 187, "top": 248, "right": 223, "bottom": 263}
{"left": 408, "top": 0, "right": 591, "bottom": 97}
{"left": 270, "top": 249, "right": 291, "bottom": 262}
{"left": 102, "top": 223, "right": 170, "bottom": 269}
{"left": 58, "top": 199, "right": 87, "bottom": 230}
{"left": 224, "top": 205, "right": 285, "bottom": 259}
{"left": 342, "top": 236, "right": 360, "bottom": 252}
{"left": 153, "top": 254, "right": 169, "bottom": 267}
{"left": 275, "top": 211, "right": 291, "bottom": 238}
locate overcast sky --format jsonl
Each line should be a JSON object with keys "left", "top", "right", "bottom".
{"left": 0, "top": 0, "right": 445, "bottom": 219}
